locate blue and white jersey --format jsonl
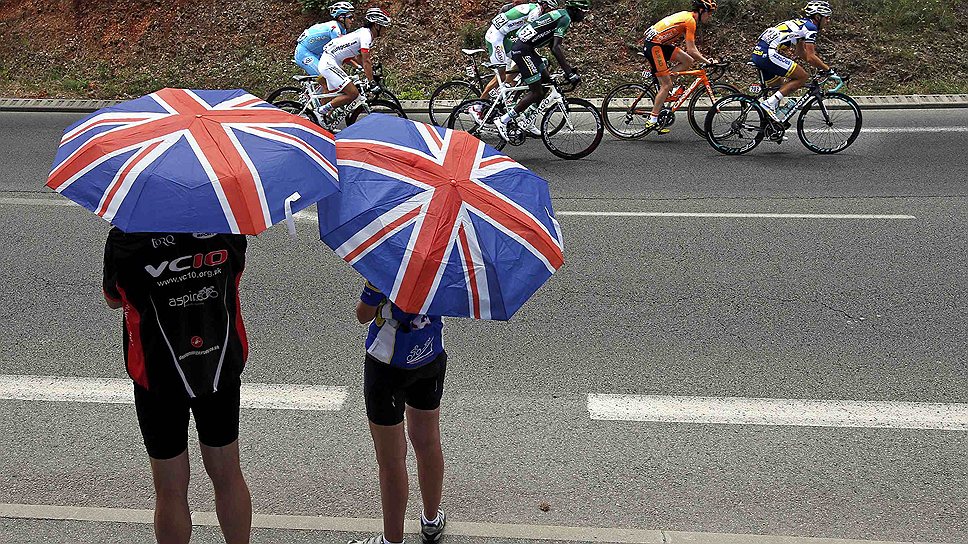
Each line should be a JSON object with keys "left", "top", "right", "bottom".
{"left": 360, "top": 282, "right": 444, "bottom": 369}
{"left": 297, "top": 21, "right": 346, "bottom": 55}
{"left": 756, "top": 18, "right": 819, "bottom": 51}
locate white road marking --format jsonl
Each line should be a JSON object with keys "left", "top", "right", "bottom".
{"left": 588, "top": 394, "right": 968, "bottom": 431}
{"left": 0, "top": 502, "right": 946, "bottom": 544}
{"left": 0, "top": 198, "right": 921, "bottom": 221}
{"left": 0, "top": 374, "right": 347, "bottom": 411}
{"left": 862, "top": 126, "right": 968, "bottom": 133}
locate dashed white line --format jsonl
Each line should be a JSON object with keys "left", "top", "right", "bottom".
{"left": 588, "top": 394, "right": 968, "bottom": 431}
{"left": 0, "top": 374, "right": 348, "bottom": 411}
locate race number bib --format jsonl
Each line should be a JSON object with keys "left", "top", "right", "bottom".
{"left": 492, "top": 13, "right": 509, "bottom": 29}
{"left": 517, "top": 24, "right": 537, "bottom": 42}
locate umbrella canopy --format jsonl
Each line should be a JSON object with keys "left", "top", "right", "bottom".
{"left": 47, "top": 88, "right": 338, "bottom": 234}
{"left": 319, "top": 114, "right": 564, "bottom": 320}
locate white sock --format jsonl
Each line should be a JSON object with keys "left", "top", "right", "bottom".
{"left": 499, "top": 111, "right": 518, "bottom": 124}
{"left": 764, "top": 91, "right": 783, "bottom": 108}
{"left": 649, "top": 114, "right": 659, "bottom": 123}
{"left": 421, "top": 511, "right": 441, "bottom": 525}
{"left": 383, "top": 536, "right": 403, "bottom": 544}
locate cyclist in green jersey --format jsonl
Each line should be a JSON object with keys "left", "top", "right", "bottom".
{"left": 495, "top": 0, "right": 590, "bottom": 140}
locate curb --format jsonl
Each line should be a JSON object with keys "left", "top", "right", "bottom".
{"left": 2, "top": 94, "right": 967, "bottom": 114}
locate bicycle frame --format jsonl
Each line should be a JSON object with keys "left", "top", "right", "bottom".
{"left": 475, "top": 66, "right": 570, "bottom": 134}
{"left": 625, "top": 67, "right": 718, "bottom": 115}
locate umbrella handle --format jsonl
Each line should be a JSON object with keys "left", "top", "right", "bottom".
{"left": 284, "top": 192, "right": 302, "bottom": 238}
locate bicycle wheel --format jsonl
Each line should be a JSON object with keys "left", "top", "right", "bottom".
{"left": 274, "top": 100, "right": 320, "bottom": 126}
{"left": 345, "top": 99, "right": 407, "bottom": 126}
{"left": 376, "top": 90, "right": 404, "bottom": 112}
{"left": 687, "top": 83, "right": 741, "bottom": 138}
{"left": 541, "top": 98, "right": 603, "bottom": 160}
{"left": 796, "top": 92, "right": 863, "bottom": 154}
{"left": 429, "top": 80, "right": 481, "bottom": 126}
{"left": 448, "top": 98, "right": 507, "bottom": 151}
{"left": 266, "top": 86, "right": 303, "bottom": 104}
{"left": 601, "top": 83, "right": 655, "bottom": 140}
{"left": 703, "top": 94, "right": 766, "bottom": 155}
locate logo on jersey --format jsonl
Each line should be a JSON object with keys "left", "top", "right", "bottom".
{"left": 169, "top": 286, "right": 219, "bottom": 307}
{"left": 146, "top": 250, "right": 228, "bottom": 278}
{"left": 152, "top": 235, "right": 175, "bottom": 248}
{"left": 191, "top": 336, "right": 203, "bottom": 348}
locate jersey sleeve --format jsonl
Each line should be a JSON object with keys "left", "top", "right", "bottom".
{"left": 803, "top": 20, "right": 818, "bottom": 43}
{"left": 102, "top": 229, "right": 122, "bottom": 303}
{"left": 360, "top": 280, "right": 385, "bottom": 306}
{"left": 553, "top": 12, "right": 572, "bottom": 38}
{"left": 359, "top": 29, "right": 373, "bottom": 52}
{"left": 684, "top": 15, "right": 697, "bottom": 42}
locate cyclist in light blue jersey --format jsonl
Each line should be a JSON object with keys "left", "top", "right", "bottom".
{"left": 294, "top": 1, "right": 355, "bottom": 77}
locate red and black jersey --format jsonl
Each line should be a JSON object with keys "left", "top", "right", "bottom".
{"left": 103, "top": 229, "right": 248, "bottom": 398}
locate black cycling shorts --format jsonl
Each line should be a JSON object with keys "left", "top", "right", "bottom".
{"left": 363, "top": 352, "right": 447, "bottom": 426}
{"left": 643, "top": 42, "right": 679, "bottom": 77}
{"left": 133, "top": 375, "right": 242, "bottom": 460}
{"left": 510, "top": 47, "right": 546, "bottom": 85}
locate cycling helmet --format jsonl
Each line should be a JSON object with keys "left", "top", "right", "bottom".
{"left": 540, "top": 0, "right": 561, "bottom": 8}
{"left": 804, "top": 0, "right": 832, "bottom": 17}
{"left": 692, "top": 0, "right": 717, "bottom": 11}
{"left": 564, "top": 0, "right": 590, "bottom": 12}
{"left": 364, "top": 7, "right": 392, "bottom": 26}
{"left": 329, "top": 1, "right": 354, "bottom": 18}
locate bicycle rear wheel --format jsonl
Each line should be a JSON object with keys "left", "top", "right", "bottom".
{"left": 796, "top": 93, "right": 863, "bottom": 154}
{"left": 429, "top": 80, "right": 481, "bottom": 126}
{"left": 541, "top": 98, "right": 603, "bottom": 160}
{"left": 274, "top": 100, "right": 320, "bottom": 126}
{"left": 448, "top": 98, "right": 507, "bottom": 151}
{"left": 345, "top": 99, "right": 407, "bottom": 126}
{"left": 601, "top": 83, "right": 655, "bottom": 140}
{"left": 703, "top": 94, "right": 766, "bottom": 155}
{"left": 266, "top": 86, "right": 304, "bottom": 104}
{"left": 687, "top": 83, "right": 741, "bottom": 138}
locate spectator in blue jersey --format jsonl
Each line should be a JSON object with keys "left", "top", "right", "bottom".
{"left": 348, "top": 281, "right": 448, "bottom": 544}
{"left": 294, "top": 1, "right": 356, "bottom": 80}
{"left": 103, "top": 229, "right": 252, "bottom": 544}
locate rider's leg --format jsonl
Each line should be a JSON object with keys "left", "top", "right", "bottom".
{"left": 326, "top": 82, "right": 359, "bottom": 111}
{"left": 647, "top": 44, "right": 673, "bottom": 118}
{"left": 779, "top": 64, "right": 809, "bottom": 98}
{"left": 651, "top": 74, "right": 674, "bottom": 119}
{"left": 481, "top": 68, "right": 506, "bottom": 100}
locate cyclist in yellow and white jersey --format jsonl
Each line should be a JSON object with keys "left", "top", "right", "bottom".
{"left": 752, "top": 1, "right": 837, "bottom": 119}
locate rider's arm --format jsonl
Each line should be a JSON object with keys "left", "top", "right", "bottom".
{"left": 360, "top": 50, "right": 374, "bottom": 81}
{"left": 549, "top": 36, "right": 573, "bottom": 74}
{"left": 357, "top": 281, "right": 382, "bottom": 323}
{"left": 356, "top": 300, "right": 378, "bottom": 323}
{"left": 801, "top": 43, "right": 830, "bottom": 71}
{"left": 684, "top": 39, "right": 711, "bottom": 65}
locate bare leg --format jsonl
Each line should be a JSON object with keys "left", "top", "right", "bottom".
{"left": 149, "top": 451, "right": 192, "bottom": 544}
{"left": 369, "top": 421, "right": 409, "bottom": 543}
{"left": 406, "top": 406, "right": 443, "bottom": 519}
{"left": 200, "top": 440, "right": 252, "bottom": 544}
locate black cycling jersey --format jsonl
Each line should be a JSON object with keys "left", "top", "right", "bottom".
{"left": 103, "top": 228, "right": 248, "bottom": 399}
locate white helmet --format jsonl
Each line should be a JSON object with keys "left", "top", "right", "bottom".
{"left": 329, "top": 1, "right": 354, "bottom": 18}
{"left": 540, "top": 0, "right": 560, "bottom": 8}
{"left": 804, "top": 1, "right": 832, "bottom": 17}
{"left": 364, "top": 7, "right": 392, "bottom": 27}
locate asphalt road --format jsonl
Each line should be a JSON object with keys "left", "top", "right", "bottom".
{"left": 0, "top": 109, "right": 966, "bottom": 544}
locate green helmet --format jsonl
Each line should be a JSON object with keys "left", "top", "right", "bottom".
{"left": 565, "top": 0, "right": 590, "bottom": 11}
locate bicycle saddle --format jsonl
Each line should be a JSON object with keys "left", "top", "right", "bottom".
{"left": 462, "top": 48, "right": 486, "bottom": 55}
{"left": 292, "top": 75, "right": 319, "bottom": 82}
{"left": 483, "top": 61, "right": 506, "bottom": 69}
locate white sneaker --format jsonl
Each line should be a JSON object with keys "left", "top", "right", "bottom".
{"left": 760, "top": 99, "right": 781, "bottom": 122}
{"left": 493, "top": 117, "right": 510, "bottom": 141}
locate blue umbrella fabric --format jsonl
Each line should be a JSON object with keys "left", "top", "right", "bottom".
{"left": 47, "top": 88, "right": 338, "bottom": 234}
{"left": 318, "top": 114, "right": 564, "bottom": 320}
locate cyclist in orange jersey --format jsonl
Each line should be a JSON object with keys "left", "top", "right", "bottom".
{"left": 641, "top": 0, "right": 717, "bottom": 134}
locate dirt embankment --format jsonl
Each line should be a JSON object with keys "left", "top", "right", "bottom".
{"left": 1, "top": 0, "right": 965, "bottom": 98}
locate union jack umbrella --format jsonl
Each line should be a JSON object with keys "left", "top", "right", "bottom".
{"left": 47, "top": 88, "right": 338, "bottom": 234}
{"left": 318, "top": 114, "right": 564, "bottom": 320}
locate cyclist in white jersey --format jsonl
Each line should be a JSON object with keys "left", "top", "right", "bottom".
{"left": 316, "top": 7, "right": 391, "bottom": 119}
{"left": 480, "top": 0, "right": 555, "bottom": 100}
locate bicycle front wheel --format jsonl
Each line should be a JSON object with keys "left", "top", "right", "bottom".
{"left": 274, "top": 100, "right": 320, "bottom": 126}
{"left": 796, "top": 93, "right": 863, "bottom": 154}
{"left": 703, "top": 94, "right": 766, "bottom": 155}
{"left": 601, "top": 83, "right": 655, "bottom": 140}
{"left": 266, "top": 86, "right": 304, "bottom": 104}
{"left": 541, "top": 98, "right": 604, "bottom": 160}
{"left": 345, "top": 99, "right": 407, "bottom": 126}
{"left": 448, "top": 98, "right": 507, "bottom": 151}
{"left": 429, "top": 80, "right": 481, "bottom": 126}
{"left": 687, "top": 83, "right": 741, "bottom": 138}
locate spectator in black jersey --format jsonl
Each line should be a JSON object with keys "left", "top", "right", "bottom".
{"left": 103, "top": 228, "right": 251, "bottom": 544}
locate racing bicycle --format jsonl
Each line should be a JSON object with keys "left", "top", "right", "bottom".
{"left": 703, "top": 67, "right": 862, "bottom": 155}
{"left": 265, "top": 61, "right": 403, "bottom": 111}
{"left": 447, "top": 64, "right": 603, "bottom": 160}
{"left": 273, "top": 74, "right": 406, "bottom": 133}
{"left": 601, "top": 60, "right": 739, "bottom": 139}
{"left": 427, "top": 48, "right": 495, "bottom": 126}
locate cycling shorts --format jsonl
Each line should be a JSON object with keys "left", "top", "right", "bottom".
{"left": 295, "top": 45, "right": 322, "bottom": 77}
{"left": 752, "top": 42, "right": 798, "bottom": 81}
{"left": 318, "top": 54, "right": 352, "bottom": 91}
{"left": 509, "top": 47, "right": 545, "bottom": 85}
{"left": 133, "top": 375, "right": 242, "bottom": 460}
{"left": 644, "top": 42, "right": 680, "bottom": 78}
{"left": 363, "top": 351, "right": 447, "bottom": 426}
